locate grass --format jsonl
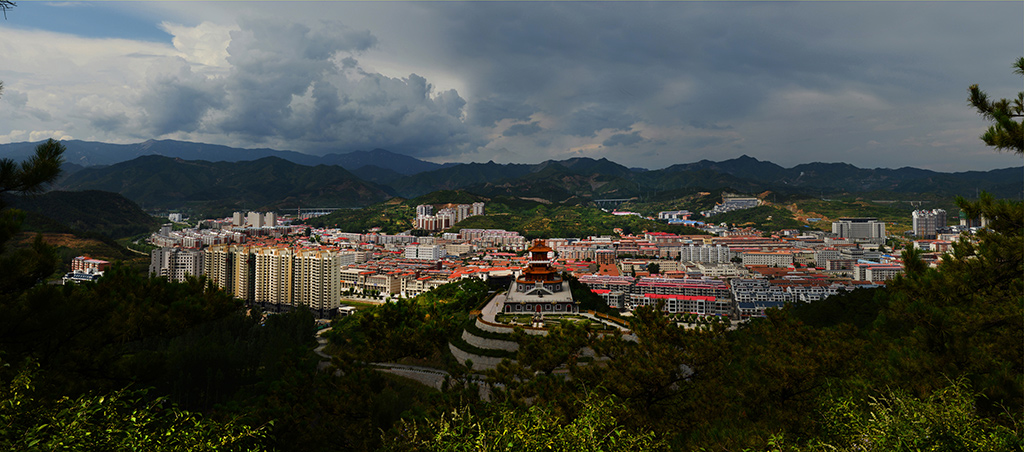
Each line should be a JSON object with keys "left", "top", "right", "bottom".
{"left": 463, "top": 317, "right": 519, "bottom": 340}
{"left": 339, "top": 299, "right": 383, "bottom": 310}
{"left": 449, "top": 335, "right": 517, "bottom": 359}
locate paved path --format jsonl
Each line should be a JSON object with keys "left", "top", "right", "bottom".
{"left": 480, "top": 290, "right": 504, "bottom": 323}
{"left": 314, "top": 327, "right": 491, "bottom": 397}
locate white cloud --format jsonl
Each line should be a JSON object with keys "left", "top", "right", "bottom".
{"left": 160, "top": 21, "right": 236, "bottom": 72}
{"left": 28, "top": 130, "right": 72, "bottom": 142}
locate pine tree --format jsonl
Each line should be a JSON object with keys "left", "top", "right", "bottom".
{"left": 968, "top": 57, "right": 1024, "bottom": 154}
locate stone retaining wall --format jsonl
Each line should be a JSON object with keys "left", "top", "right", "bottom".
{"left": 475, "top": 317, "right": 548, "bottom": 336}
{"left": 462, "top": 329, "right": 519, "bottom": 352}
{"left": 448, "top": 342, "right": 510, "bottom": 371}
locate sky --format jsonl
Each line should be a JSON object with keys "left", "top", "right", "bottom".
{"left": 0, "top": 1, "right": 1022, "bottom": 172}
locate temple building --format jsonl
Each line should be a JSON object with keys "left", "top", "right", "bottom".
{"left": 501, "top": 240, "right": 578, "bottom": 314}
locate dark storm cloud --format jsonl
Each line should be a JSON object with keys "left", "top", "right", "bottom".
{"left": 86, "top": 111, "right": 130, "bottom": 132}
{"left": 561, "top": 106, "right": 636, "bottom": 137}
{"left": 96, "top": 1, "right": 1023, "bottom": 170}
{"left": 503, "top": 121, "right": 542, "bottom": 137}
{"left": 138, "top": 57, "right": 226, "bottom": 135}
{"left": 689, "top": 120, "right": 733, "bottom": 131}
{"left": 602, "top": 131, "right": 643, "bottom": 147}
{"left": 415, "top": 2, "right": 1023, "bottom": 168}
{"left": 469, "top": 96, "right": 537, "bottom": 127}
{"left": 213, "top": 19, "right": 375, "bottom": 137}
{"left": 132, "top": 18, "right": 478, "bottom": 157}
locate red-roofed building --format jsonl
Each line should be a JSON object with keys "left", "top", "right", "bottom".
{"left": 71, "top": 256, "right": 110, "bottom": 273}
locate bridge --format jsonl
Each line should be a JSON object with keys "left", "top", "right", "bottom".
{"left": 295, "top": 207, "right": 350, "bottom": 219}
{"left": 592, "top": 198, "right": 635, "bottom": 208}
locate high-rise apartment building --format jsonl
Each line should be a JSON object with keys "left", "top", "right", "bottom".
{"left": 247, "top": 211, "right": 265, "bottom": 228}
{"left": 912, "top": 209, "right": 946, "bottom": 239}
{"left": 254, "top": 246, "right": 294, "bottom": 306}
{"left": 150, "top": 247, "right": 205, "bottom": 282}
{"left": 203, "top": 244, "right": 342, "bottom": 316}
{"left": 293, "top": 249, "right": 343, "bottom": 312}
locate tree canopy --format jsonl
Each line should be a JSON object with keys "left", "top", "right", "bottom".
{"left": 968, "top": 57, "right": 1024, "bottom": 154}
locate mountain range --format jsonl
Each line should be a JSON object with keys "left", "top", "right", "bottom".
{"left": 0, "top": 139, "right": 452, "bottom": 176}
{"left": 3, "top": 139, "right": 1018, "bottom": 214}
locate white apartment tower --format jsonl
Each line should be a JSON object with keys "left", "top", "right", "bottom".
{"left": 150, "top": 247, "right": 204, "bottom": 283}
{"left": 254, "top": 247, "right": 294, "bottom": 306}
{"left": 203, "top": 244, "right": 343, "bottom": 316}
{"left": 294, "top": 249, "right": 343, "bottom": 312}
{"left": 247, "top": 211, "right": 265, "bottom": 228}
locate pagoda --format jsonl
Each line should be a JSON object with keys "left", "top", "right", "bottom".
{"left": 501, "top": 240, "right": 578, "bottom": 314}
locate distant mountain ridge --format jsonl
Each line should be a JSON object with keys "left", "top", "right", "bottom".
{"left": 6, "top": 139, "right": 1020, "bottom": 211}
{"left": 0, "top": 139, "right": 451, "bottom": 176}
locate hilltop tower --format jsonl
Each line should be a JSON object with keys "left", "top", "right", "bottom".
{"left": 501, "top": 239, "right": 578, "bottom": 314}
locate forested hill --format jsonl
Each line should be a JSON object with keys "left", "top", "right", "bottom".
{"left": 57, "top": 155, "right": 393, "bottom": 217}
{"left": 10, "top": 190, "right": 159, "bottom": 239}
{"left": 384, "top": 154, "right": 1023, "bottom": 200}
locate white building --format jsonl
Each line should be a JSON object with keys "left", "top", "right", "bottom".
{"left": 740, "top": 251, "right": 794, "bottom": 267}
{"left": 854, "top": 263, "right": 904, "bottom": 282}
{"left": 405, "top": 244, "right": 444, "bottom": 260}
{"left": 247, "top": 211, "right": 265, "bottom": 228}
{"left": 832, "top": 218, "right": 886, "bottom": 243}
{"left": 150, "top": 247, "right": 205, "bottom": 282}
{"left": 679, "top": 244, "right": 734, "bottom": 264}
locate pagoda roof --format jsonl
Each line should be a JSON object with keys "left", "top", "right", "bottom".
{"left": 528, "top": 239, "right": 553, "bottom": 253}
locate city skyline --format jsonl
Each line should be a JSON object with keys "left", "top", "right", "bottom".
{"left": 1, "top": 2, "right": 1022, "bottom": 172}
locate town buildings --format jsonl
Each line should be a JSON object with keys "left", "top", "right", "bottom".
{"left": 142, "top": 198, "right": 912, "bottom": 324}
{"left": 201, "top": 243, "right": 344, "bottom": 316}
{"left": 414, "top": 202, "right": 485, "bottom": 231}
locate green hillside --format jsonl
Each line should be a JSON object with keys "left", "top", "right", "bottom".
{"left": 11, "top": 190, "right": 160, "bottom": 239}
{"left": 703, "top": 205, "right": 809, "bottom": 231}
{"left": 451, "top": 202, "right": 704, "bottom": 239}
{"left": 58, "top": 155, "right": 392, "bottom": 217}
{"left": 305, "top": 197, "right": 415, "bottom": 234}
